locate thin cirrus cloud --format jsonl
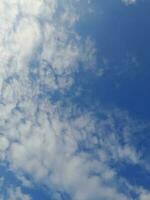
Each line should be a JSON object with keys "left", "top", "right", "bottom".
{"left": 0, "top": 0, "right": 149, "bottom": 200}
{"left": 121, "top": 0, "right": 137, "bottom": 5}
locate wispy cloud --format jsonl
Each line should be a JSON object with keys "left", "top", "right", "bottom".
{"left": 121, "top": 0, "right": 137, "bottom": 5}
{"left": 0, "top": 1, "right": 149, "bottom": 200}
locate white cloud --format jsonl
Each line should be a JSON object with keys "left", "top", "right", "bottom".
{"left": 121, "top": 0, "right": 137, "bottom": 5}
{"left": 1, "top": 102, "right": 145, "bottom": 200}
{"left": 0, "top": 183, "right": 31, "bottom": 200}
{"left": 140, "top": 191, "right": 150, "bottom": 200}
{"left": 0, "top": 1, "right": 149, "bottom": 200}
{"left": 7, "top": 187, "right": 31, "bottom": 200}
{"left": 0, "top": 0, "right": 96, "bottom": 102}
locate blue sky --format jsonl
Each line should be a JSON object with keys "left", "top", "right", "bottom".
{"left": 76, "top": 0, "right": 150, "bottom": 120}
{"left": 0, "top": 0, "right": 150, "bottom": 200}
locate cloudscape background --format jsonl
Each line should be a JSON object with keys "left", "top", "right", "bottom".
{"left": 0, "top": 0, "right": 150, "bottom": 199}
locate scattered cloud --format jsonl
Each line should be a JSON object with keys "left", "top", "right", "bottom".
{"left": 0, "top": 0, "right": 149, "bottom": 200}
{"left": 0, "top": 101, "right": 149, "bottom": 200}
{"left": 0, "top": 177, "right": 31, "bottom": 200}
{"left": 121, "top": 0, "right": 137, "bottom": 5}
{"left": 7, "top": 187, "right": 31, "bottom": 200}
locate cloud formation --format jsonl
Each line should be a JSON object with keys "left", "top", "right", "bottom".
{"left": 0, "top": 1, "right": 149, "bottom": 200}
{"left": 121, "top": 0, "right": 137, "bottom": 5}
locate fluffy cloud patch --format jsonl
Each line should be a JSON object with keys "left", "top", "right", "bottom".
{"left": 0, "top": 101, "right": 148, "bottom": 200}
{"left": 0, "top": 0, "right": 95, "bottom": 100}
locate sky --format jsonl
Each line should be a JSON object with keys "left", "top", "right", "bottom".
{"left": 0, "top": 0, "right": 150, "bottom": 200}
